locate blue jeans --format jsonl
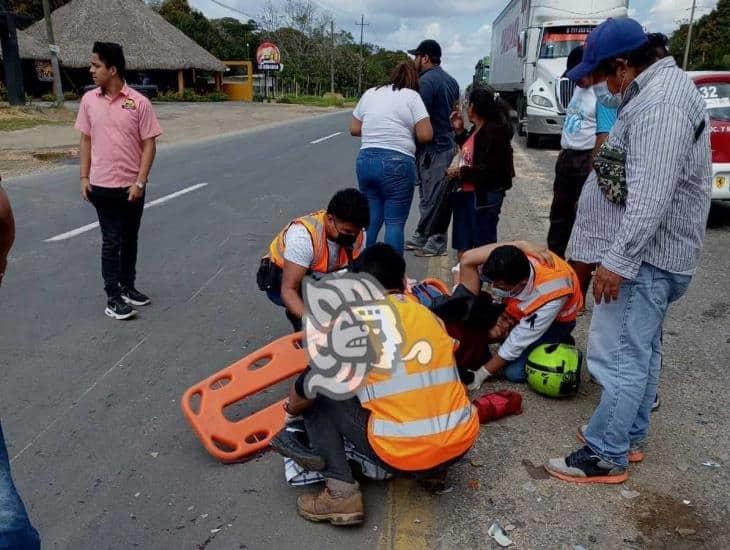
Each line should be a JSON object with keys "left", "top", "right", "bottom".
{"left": 503, "top": 321, "right": 576, "bottom": 382}
{"left": 266, "top": 289, "right": 302, "bottom": 332}
{"left": 356, "top": 148, "right": 417, "bottom": 256}
{"left": 584, "top": 263, "right": 690, "bottom": 467}
{"left": 0, "top": 422, "right": 40, "bottom": 550}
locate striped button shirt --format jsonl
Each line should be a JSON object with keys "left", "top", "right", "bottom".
{"left": 569, "top": 57, "right": 712, "bottom": 279}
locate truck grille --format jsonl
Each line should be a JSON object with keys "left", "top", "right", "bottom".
{"left": 556, "top": 78, "right": 577, "bottom": 113}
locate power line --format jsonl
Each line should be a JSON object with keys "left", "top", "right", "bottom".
{"left": 204, "top": 0, "right": 257, "bottom": 20}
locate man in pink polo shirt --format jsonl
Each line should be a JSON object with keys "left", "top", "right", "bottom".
{"left": 75, "top": 42, "right": 162, "bottom": 320}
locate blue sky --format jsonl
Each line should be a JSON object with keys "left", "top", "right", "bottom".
{"left": 189, "top": 0, "right": 718, "bottom": 86}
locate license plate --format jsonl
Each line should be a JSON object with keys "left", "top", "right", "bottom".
{"left": 715, "top": 175, "right": 728, "bottom": 190}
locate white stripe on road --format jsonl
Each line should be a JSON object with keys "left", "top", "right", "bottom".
{"left": 310, "top": 132, "right": 341, "bottom": 144}
{"left": 44, "top": 182, "right": 209, "bottom": 242}
{"left": 44, "top": 221, "right": 101, "bottom": 242}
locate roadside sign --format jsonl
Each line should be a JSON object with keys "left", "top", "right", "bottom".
{"left": 34, "top": 60, "right": 54, "bottom": 82}
{"left": 256, "top": 42, "right": 282, "bottom": 71}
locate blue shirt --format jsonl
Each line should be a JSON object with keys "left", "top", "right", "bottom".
{"left": 418, "top": 66, "right": 460, "bottom": 152}
{"left": 595, "top": 102, "right": 618, "bottom": 134}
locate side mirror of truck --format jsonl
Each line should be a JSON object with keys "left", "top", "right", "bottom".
{"left": 519, "top": 30, "right": 527, "bottom": 58}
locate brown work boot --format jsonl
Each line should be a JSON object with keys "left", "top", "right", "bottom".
{"left": 297, "top": 487, "right": 364, "bottom": 526}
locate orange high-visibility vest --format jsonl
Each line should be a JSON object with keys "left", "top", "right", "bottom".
{"left": 357, "top": 294, "right": 479, "bottom": 472}
{"left": 267, "top": 210, "right": 363, "bottom": 273}
{"left": 504, "top": 253, "right": 583, "bottom": 323}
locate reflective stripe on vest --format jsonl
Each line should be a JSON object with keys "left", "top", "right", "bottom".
{"left": 358, "top": 364, "right": 459, "bottom": 404}
{"left": 517, "top": 276, "right": 573, "bottom": 314}
{"left": 370, "top": 404, "right": 474, "bottom": 439}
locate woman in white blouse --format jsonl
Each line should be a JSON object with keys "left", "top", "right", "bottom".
{"left": 350, "top": 61, "right": 433, "bottom": 255}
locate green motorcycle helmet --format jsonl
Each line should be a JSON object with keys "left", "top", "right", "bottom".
{"left": 526, "top": 343, "right": 582, "bottom": 398}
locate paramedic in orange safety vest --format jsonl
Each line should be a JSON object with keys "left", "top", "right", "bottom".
{"left": 257, "top": 188, "right": 369, "bottom": 331}
{"left": 270, "top": 244, "right": 479, "bottom": 526}
{"left": 460, "top": 242, "right": 583, "bottom": 388}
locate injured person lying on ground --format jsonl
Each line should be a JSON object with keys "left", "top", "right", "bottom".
{"left": 457, "top": 241, "right": 584, "bottom": 388}
{"left": 269, "top": 243, "right": 480, "bottom": 526}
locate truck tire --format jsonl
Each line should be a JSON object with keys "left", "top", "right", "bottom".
{"left": 526, "top": 132, "right": 540, "bottom": 148}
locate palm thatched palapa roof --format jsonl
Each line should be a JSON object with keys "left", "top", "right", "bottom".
{"left": 0, "top": 29, "right": 48, "bottom": 61}
{"left": 20, "top": 0, "right": 226, "bottom": 72}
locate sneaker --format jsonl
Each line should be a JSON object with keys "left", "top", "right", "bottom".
{"left": 297, "top": 487, "right": 364, "bottom": 526}
{"left": 121, "top": 286, "right": 151, "bottom": 306}
{"left": 651, "top": 393, "right": 660, "bottom": 412}
{"left": 405, "top": 235, "right": 427, "bottom": 250}
{"left": 269, "top": 429, "right": 325, "bottom": 471}
{"left": 577, "top": 424, "right": 644, "bottom": 463}
{"left": 105, "top": 296, "right": 137, "bottom": 320}
{"left": 545, "top": 445, "right": 628, "bottom": 484}
{"left": 414, "top": 243, "right": 447, "bottom": 257}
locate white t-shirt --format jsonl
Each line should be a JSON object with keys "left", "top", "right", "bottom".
{"left": 561, "top": 85, "right": 597, "bottom": 151}
{"left": 283, "top": 223, "right": 364, "bottom": 272}
{"left": 353, "top": 86, "right": 430, "bottom": 157}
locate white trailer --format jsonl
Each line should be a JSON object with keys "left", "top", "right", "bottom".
{"left": 490, "top": 0, "right": 628, "bottom": 146}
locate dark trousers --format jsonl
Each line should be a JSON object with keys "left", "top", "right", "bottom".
{"left": 303, "top": 396, "right": 463, "bottom": 483}
{"left": 414, "top": 148, "right": 455, "bottom": 246}
{"left": 303, "top": 397, "right": 376, "bottom": 483}
{"left": 89, "top": 186, "right": 145, "bottom": 299}
{"left": 265, "top": 289, "right": 303, "bottom": 332}
{"left": 547, "top": 149, "right": 593, "bottom": 258}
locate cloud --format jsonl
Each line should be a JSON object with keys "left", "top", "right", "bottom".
{"left": 641, "top": 0, "right": 718, "bottom": 33}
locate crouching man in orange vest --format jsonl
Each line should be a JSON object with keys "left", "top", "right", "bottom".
{"left": 270, "top": 243, "right": 479, "bottom": 525}
{"left": 460, "top": 241, "right": 583, "bottom": 388}
{"left": 257, "top": 189, "right": 369, "bottom": 331}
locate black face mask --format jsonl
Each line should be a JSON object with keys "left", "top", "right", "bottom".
{"left": 335, "top": 233, "right": 357, "bottom": 248}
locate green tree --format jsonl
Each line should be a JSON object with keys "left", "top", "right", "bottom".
{"left": 669, "top": 0, "right": 730, "bottom": 69}
{"left": 10, "top": 0, "right": 74, "bottom": 28}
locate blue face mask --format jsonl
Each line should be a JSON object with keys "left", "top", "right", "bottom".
{"left": 594, "top": 81, "right": 621, "bottom": 109}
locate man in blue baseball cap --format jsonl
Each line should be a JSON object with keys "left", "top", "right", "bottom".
{"left": 545, "top": 18, "right": 712, "bottom": 484}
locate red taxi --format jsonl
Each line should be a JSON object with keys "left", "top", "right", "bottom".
{"left": 688, "top": 71, "right": 730, "bottom": 200}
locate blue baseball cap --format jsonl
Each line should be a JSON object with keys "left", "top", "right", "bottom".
{"left": 566, "top": 18, "right": 648, "bottom": 81}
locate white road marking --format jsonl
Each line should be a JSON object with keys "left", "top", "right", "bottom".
{"left": 10, "top": 336, "right": 148, "bottom": 464}
{"left": 310, "top": 132, "right": 342, "bottom": 144}
{"left": 44, "top": 182, "right": 210, "bottom": 243}
{"left": 187, "top": 265, "right": 225, "bottom": 302}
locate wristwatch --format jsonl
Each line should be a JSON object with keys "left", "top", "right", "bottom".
{"left": 135, "top": 181, "right": 146, "bottom": 190}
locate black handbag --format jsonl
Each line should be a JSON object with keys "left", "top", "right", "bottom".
{"left": 256, "top": 257, "right": 283, "bottom": 292}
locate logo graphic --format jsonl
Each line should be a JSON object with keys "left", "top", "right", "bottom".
{"left": 256, "top": 42, "right": 282, "bottom": 71}
{"left": 301, "top": 273, "right": 432, "bottom": 400}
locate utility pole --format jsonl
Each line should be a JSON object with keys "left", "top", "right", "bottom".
{"left": 0, "top": 0, "right": 26, "bottom": 105}
{"left": 42, "top": 0, "right": 63, "bottom": 106}
{"left": 682, "top": 0, "right": 697, "bottom": 70}
{"left": 330, "top": 18, "right": 335, "bottom": 94}
{"left": 356, "top": 14, "right": 369, "bottom": 96}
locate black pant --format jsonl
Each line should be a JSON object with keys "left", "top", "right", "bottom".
{"left": 547, "top": 149, "right": 593, "bottom": 258}
{"left": 303, "top": 396, "right": 463, "bottom": 483}
{"left": 88, "top": 185, "right": 145, "bottom": 299}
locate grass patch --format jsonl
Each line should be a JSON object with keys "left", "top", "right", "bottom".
{"left": 154, "top": 89, "right": 229, "bottom": 102}
{"left": 0, "top": 106, "right": 76, "bottom": 132}
{"left": 275, "top": 94, "right": 352, "bottom": 108}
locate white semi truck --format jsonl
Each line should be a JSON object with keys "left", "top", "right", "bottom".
{"left": 489, "top": 0, "right": 628, "bottom": 146}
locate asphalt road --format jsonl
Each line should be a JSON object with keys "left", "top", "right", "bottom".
{"left": 2, "top": 111, "right": 729, "bottom": 549}
{"left": 1, "top": 111, "right": 410, "bottom": 549}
